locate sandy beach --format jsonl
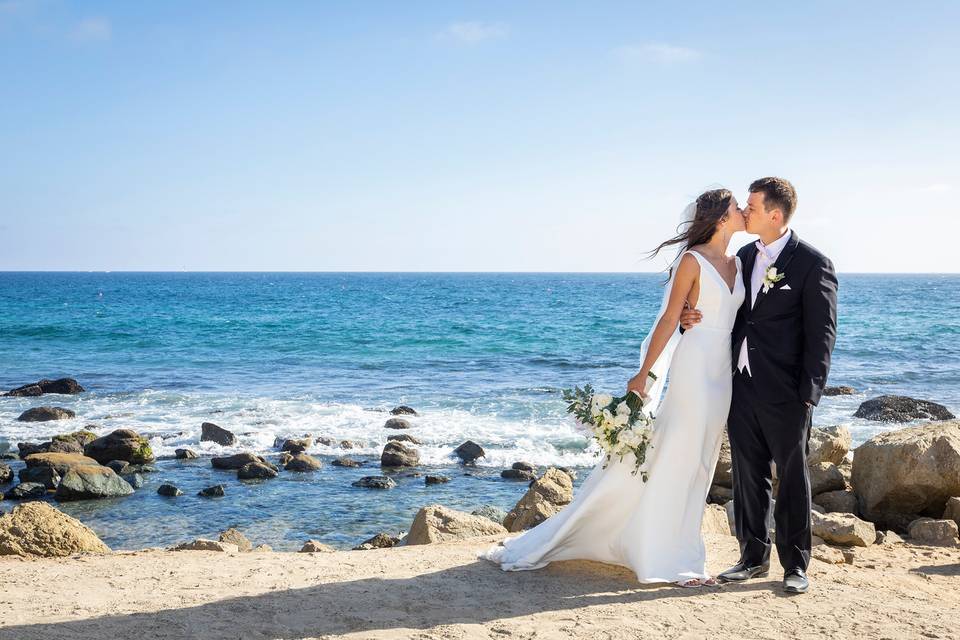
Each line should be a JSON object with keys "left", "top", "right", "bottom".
{"left": 1, "top": 532, "right": 958, "bottom": 640}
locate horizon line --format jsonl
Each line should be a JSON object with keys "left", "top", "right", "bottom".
{"left": 1, "top": 270, "right": 957, "bottom": 276}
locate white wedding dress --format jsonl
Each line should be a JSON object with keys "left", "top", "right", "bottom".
{"left": 483, "top": 251, "right": 745, "bottom": 584}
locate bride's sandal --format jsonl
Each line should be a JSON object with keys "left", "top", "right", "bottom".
{"left": 702, "top": 577, "right": 720, "bottom": 587}
{"left": 676, "top": 578, "right": 703, "bottom": 588}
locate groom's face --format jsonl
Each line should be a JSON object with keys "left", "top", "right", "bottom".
{"left": 744, "top": 192, "right": 773, "bottom": 235}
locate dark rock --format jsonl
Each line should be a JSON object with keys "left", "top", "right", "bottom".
{"left": 278, "top": 438, "right": 312, "bottom": 454}
{"left": 854, "top": 395, "right": 955, "bottom": 423}
{"left": 175, "top": 448, "right": 199, "bottom": 460}
{"left": 237, "top": 462, "right": 278, "bottom": 480}
{"left": 511, "top": 461, "right": 535, "bottom": 472}
{"left": 331, "top": 456, "right": 363, "bottom": 468}
{"left": 157, "top": 483, "right": 183, "bottom": 497}
{"left": 124, "top": 463, "right": 158, "bottom": 474}
{"left": 106, "top": 460, "right": 130, "bottom": 475}
{"left": 352, "top": 532, "right": 400, "bottom": 550}
{"left": 211, "top": 452, "right": 272, "bottom": 470}
{"left": 708, "top": 484, "right": 734, "bottom": 504}
{"left": 339, "top": 440, "right": 362, "bottom": 449}
{"left": 0, "top": 463, "right": 12, "bottom": 484}
{"left": 352, "top": 476, "right": 397, "bottom": 489}
{"left": 4, "top": 482, "right": 47, "bottom": 500}
{"left": 454, "top": 440, "right": 485, "bottom": 464}
{"left": 501, "top": 468, "right": 536, "bottom": 481}
{"left": 314, "top": 436, "right": 336, "bottom": 447}
{"left": 55, "top": 466, "right": 134, "bottom": 501}
{"left": 387, "top": 434, "right": 422, "bottom": 445}
{"left": 83, "top": 429, "right": 154, "bottom": 465}
{"left": 18, "top": 466, "right": 61, "bottom": 490}
{"left": 17, "top": 442, "right": 48, "bottom": 459}
{"left": 120, "top": 472, "right": 144, "bottom": 489}
{"left": 200, "top": 422, "right": 236, "bottom": 446}
{"left": 425, "top": 475, "right": 450, "bottom": 485}
{"left": 824, "top": 385, "right": 857, "bottom": 396}
{"left": 381, "top": 442, "right": 420, "bottom": 467}
{"left": 390, "top": 405, "right": 418, "bottom": 416}
{"left": 278, "top": 452, "right": 294, "bottom": 466}
{"left": 198, "top": 484, "right": 226, "bottom": 498}
{"left": 384, "top": 418, "right": 412, "bottom": 430}
{"left": 5, "top": 378, "right": 84, "bottom": 396}
{"left": 17, "top": 407, "right": 76, "bottom": 422}
{"left": 284, "top": 453, "right": 322, "bottom": 472}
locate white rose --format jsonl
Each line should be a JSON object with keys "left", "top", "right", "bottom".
{"left": 616, "top": 401, "right": 630, "bottom": 416}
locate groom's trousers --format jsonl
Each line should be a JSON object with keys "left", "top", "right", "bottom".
{"left": 728, "top": 369, "right": 812, "bottom": 572}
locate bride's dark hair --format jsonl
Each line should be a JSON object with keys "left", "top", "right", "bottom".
{"left": 647, "top": 188, "right": 734, "bottom": 266}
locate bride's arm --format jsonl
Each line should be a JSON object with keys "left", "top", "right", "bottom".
{"left": 626, "top": 253, "right": 699, "bottom": 396}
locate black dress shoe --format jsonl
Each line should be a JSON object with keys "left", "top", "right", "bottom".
{"left": 717, "top": 561, "right": 770, "bottom": 583}
{"left": 783, "top": 569, "right": 809, "bottom": 594}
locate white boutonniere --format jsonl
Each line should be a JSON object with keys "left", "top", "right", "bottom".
{"left": 761, "top": 266, "right": 785, "bottom": 294}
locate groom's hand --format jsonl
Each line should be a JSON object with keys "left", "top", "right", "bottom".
{"left": 679, "top": 305, "right": 702, "bottom": 330}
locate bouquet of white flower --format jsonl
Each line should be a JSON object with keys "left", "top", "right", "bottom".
{"left": 561, "top": 372, "right": 657, "bottom": 480}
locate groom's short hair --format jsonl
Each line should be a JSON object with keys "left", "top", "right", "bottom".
{"left": 749, "top": 177, "right": 797, "bottom": 221}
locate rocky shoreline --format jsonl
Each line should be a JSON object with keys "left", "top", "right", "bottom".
{"left": 1, "top": 377, "right": 959, "bottom": 558}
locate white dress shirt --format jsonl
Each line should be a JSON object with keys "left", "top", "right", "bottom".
{"left": 737, "top": 230, "right": 792, "bottom": 375}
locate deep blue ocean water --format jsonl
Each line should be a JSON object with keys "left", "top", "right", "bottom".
{"left": 1, "top": 272, "right": 957, "bottom": 550}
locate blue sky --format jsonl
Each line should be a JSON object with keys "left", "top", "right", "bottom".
{"left": 1, "top": 1, "right": 957, "bottom": 272}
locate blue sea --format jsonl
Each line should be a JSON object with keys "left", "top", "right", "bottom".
{"left": 1, "top": 272, "right": 958, "bottom": 550}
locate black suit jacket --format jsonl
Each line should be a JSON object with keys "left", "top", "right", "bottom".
{"left": 732, "top": 230, "right": 838, "bottom": 406}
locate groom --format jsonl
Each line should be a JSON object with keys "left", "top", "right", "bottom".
{"left": 681, "top": 177, "right": 838, "bottom": 594}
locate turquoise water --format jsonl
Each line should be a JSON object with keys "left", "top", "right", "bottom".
{"left": 1, "top": 272, "right": 957, "bottom": 550}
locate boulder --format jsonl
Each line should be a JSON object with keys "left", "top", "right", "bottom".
{"left": 712, "top": 432, "right": 733, "bottom": 488}
{"left": 18, "top": 466, "right": 61, "bottom": 490}
{"left": 157, "top": 483, "right": 182, "bottom": 497}
{"left": 121, "top": 472, "right": 144, "bottom": 489}
{"left": 278, "top": 437, "right": 312, "bottom": 454}
{"left": 823, "top": 385, "right": 857, "bottom": 396}
{"left": 284, "top": 453, "right": 322, "bottom": 472}
{"left": 175, "top": 448, "right": 199, "bottom": 460}
{"left": 907, "top": 518, "right": 959, "bottom": 546}
{"left": 0, "top": 463, "right": 12, "bottom": 484}
{"left": 278, "top": 452, "right": 294, "bottom": 466}
{"left": 454, "top": 440, "right": 485, "bottom": 464}
{"left": 300, "top": 539, "right": 335, "bottom": 553}
{"left": 211, "top": 452, "right": 272, "bottom": 470}
{"left": 390, "top": 405, "right": 418, "bottom": 416}
{"left": 106, "top": 460, "right": 129, "bottom": 474}
{"left": 198, "top": 484, "right": 225, "bottom": 498}
{"left": 54, "top": 466, "right": 134, "bottom": 501}
{"left": 314, "top": 436, "right": 336, "bottom": 446}
{"left": 237, "top": 462, "right": 279, "bottom": 480}
{"left": 5, "top": 378, "right": 85, "bottom": 397}
{"left": 17, "top": 407, "right": 76, "bottom": 422}
{"left": 331, "top": 456, "right": 363, "bottom": 468}
{"left": 814, "top": 489, "right": 859, "bottom": 515}
{"left": 352, "top": 476, "right": 396, "bottom": 489}
{"left": 851, "top": 421, "right": 960, "bottom": 528}
{"left": 807, "top": 426, "right": 852, "bottom": 466}
{"left": 83, "top": 429, "right": 154, "bottom": 465}
{"left": 701, "top": 504, "right": 733, "bottom": 535}
{"left": 406, "top": 504, "right": 507, "bottom": 545}
{"left": 854, "top": 395, "right": 955, "bottom": 423}
{"left": 339, "top": 440, "right": 362, "bottom": 449}
{"left": 810, "top": 511, "right": 875, "bottom": 547}
{"left": 809, "top": 462, "right": 846, "bottom": 495}
{"left": 943, "top": 496, "right": 960, "bottom": 527}
{"left": 17, "top": 442, "right": 48, "bottom": 459}
{"left": 511, "top": 461, "right": 535, "bottom": 472}
{"left": 0, "top": 502, "right": 109, "bottom": 557}
{"left": 353, "top": 532, "right": 400, "bottom": 550}
{"left": 172, "top": 539, "right": 238, "bottom": 552}
{"left": 503, "top": 468, "right": 574, "bottom": 532}
{"left": 387, "top": 434, "right": 422, "bottom": 445}
{"left": 219, "top": 528, "right": 253, "bottom": 552}
{"left": 500, "top": 469, "right": 536, "bottom": 481}
{"left": 877, "top": 530, "right": 905, "bottom": 545}
{"left": 425, "top": 475, "right": 450, "bottom": 485}
{"left": 380, "top": 442, "right": 419, "bottom": 467}
{"left": 200, "top": 422, "right": 236, "bottom": 446}
{"left": 707, "top": 484, "right": 734, "bottom": 504}
{"left": 24, "top": 452, "right": 100, "bottom": 475}
{"left": 4, "top": 483, "right": 47, "bottom": 500}
{"left": 51, "top": 430, "right": 98, "bottom": 452}
{"left": 472, "top": 505, "right": 508, "bottom": 524}
{"left": 384, "top": 418, "right": 412, "bottom": 430}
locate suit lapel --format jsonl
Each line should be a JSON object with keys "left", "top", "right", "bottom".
{"left": 751, "top": 230, "right": 800, "bottom": 314}
{"left": 742, "top": 244, "right": 758, "bottom": 311}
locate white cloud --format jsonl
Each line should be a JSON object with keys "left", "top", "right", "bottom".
{"left": 71, "top": 17, "right": 111, "bottom": 43}
{"left": 616, "top": 42, "right": 701, "bottom": 64}
{"left": 439, "top": 21, "right": 508, "bottom": 45}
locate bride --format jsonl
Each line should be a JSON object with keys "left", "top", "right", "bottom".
{"left": 482, "top": 188, "right": 746, "bottom": 587}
